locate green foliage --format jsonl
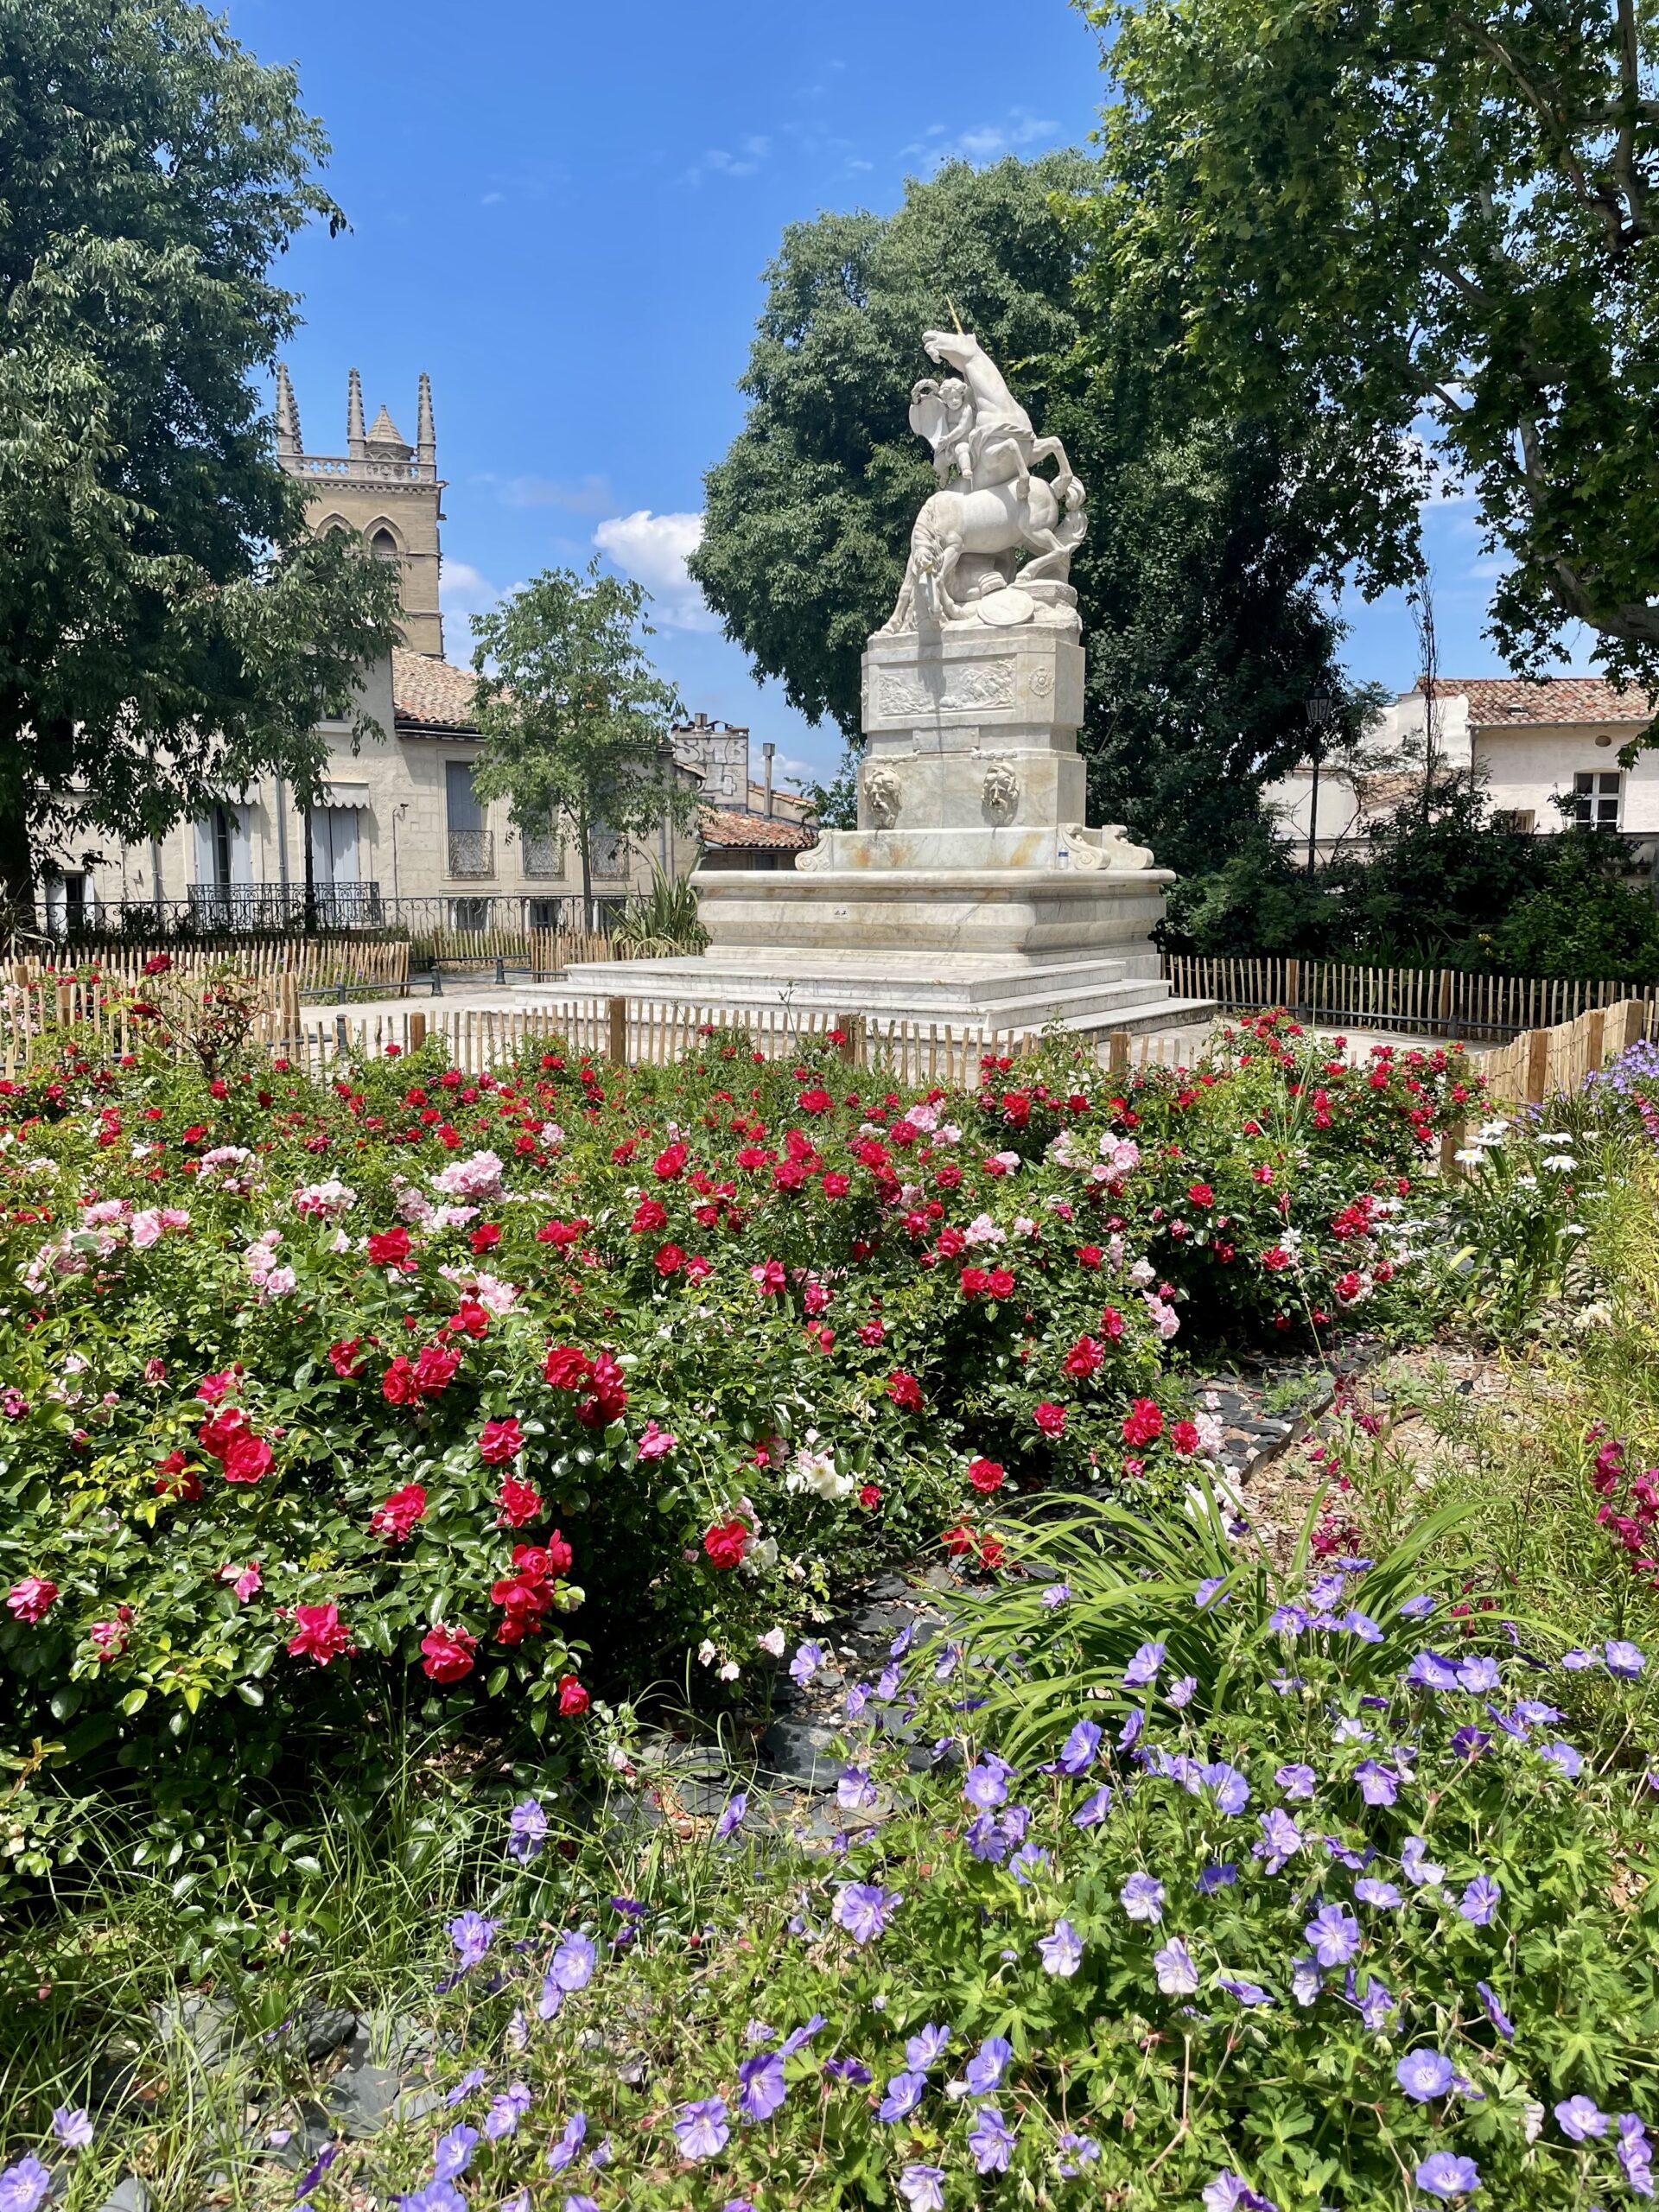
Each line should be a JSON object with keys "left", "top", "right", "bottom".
{"left": 1162, "top": 828, "right": 1341, "bottom": 957}
{"left": 612, "top": 864, "right": 709, "bottom": 957}
{"left": 469, "top": 564, "right": 689, "bottom": 925}
{"left": 0, "top": 0, "right": 404, "bottom": 906}
{"left": 1086, "top": 0, "right": 1659, "bottom": 706}
{"left": 689, "top": 155, "right": 1365, "bottom": 874}
{"left": 1491, "top": 836, "right": 1659, "bottom": 980}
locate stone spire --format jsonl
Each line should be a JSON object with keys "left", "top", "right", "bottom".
{"left": 275, "top": 361, "right": 302, "bottom": 458}
{"left": 416, "top": 372, "right": 435, "bottom": 475}
{"left": 365, "top": 403, "right": 412, "bottom": 461}
{"left": 346, "top": 366, "right": 366, "bottom": 461}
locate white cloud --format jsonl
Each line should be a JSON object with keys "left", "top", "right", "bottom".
{"left": 593, "top": 510, "right": 718, "bottom": 631}
{"left": 684, "top": 134, "right": 772, "bottom": 185}
{"left": 439, "top": 560, "right": 501, "bottom": 616}
{"left": 904, "top": 106, "right": 1061, "bottom": 167}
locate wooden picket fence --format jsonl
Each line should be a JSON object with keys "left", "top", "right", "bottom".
{"left": 14, "top": 938, "right": 410, "bottom": 997}
{"left": 1477, "top": 996, "right": 1655, "bottom": 1108}
{"left": 1161, "top": 952, "right": 1658, "bottom": 1042}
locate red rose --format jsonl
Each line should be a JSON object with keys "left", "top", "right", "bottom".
{"left": 798, "top": 1087, "right": 833, "bottom": 1116}
{"left": 496, "top": 1475, "right": 543, "bottom": 1528}
{"left": 960, "top": 1265, "right": 990, "bottom": 1299}
{"left": 1187, "top": 1182, "right": 1214, "bottom": 1208}
{"left": 1077, "top": 1244, "right": 1104, "bottom": 1268}
{"left": 141, "top": 951, "right": 172, "bottom": 977}
{"left": 653, "top": 1141, "right": 690, "bottom": 1179}
{"left": 366, "top": 1226, "right": 411, "bottom": 1267}
{"left": 1170, "top": 1419, "right": 1201, "bottom": 1457}
{"left": 479, "top": 1416, "right": 524, "bottom": 1465}
{"left": 654, "top": 1242, "right": 686, "bottom": 1275}
{"left": 941, "top": 1523, "right": 976, "bottom": 1557}
{"left": 886, "top": 1370, "right": 925, "bottom": 1412}
{"left": 420, "top": 1623, "right": 477, "bottom": 1683}
{"left": 968, "top": 1458, "right": 1005, "bottom": 1495}
{"left": 1033, "top": 1401, "right": 1067, "bottom": 1436}
{"left": 450, "top": 1300, "right": 490, "bottom": 1340}
{"left": 412, "top": 1342, "right": 461, "bottom": 1395}
{"left": 1122, "top": 1397, "right": 1164, "bottom": 1447}
{"left": 977, "top": 1535, "right": 1007, "bottom": 1572}
{"left": 286, "top": 1602, "right": 352, "bottom": 1666}
{"left": 702, "top": 1519, "right": 750, "bottom": 1570}
{"left": 987, "top": 1266, "right": 1015, "bottom": 1300}
{"left": 1261, "top": 1247, "right": 1292, "bottom": 1273}
{"left": 577, "top": 1351, "right": 627, "bottom": 1427}
{"left": 371, "top": 1482, "right": 427, "bottom": 1543}
{"left": 857, "top": 1484, "right": 882, "bottom": 1510}
{"left": 1101, "top": 1306, "right": 1126, "bottom": 1341}
{"left": 821, "top": 1172, "right": 850, "bottom": 1198}
{"left": 469, "top": 1223, "right": 501, "bottom": 1255}
{"left": 327, "top": 1337, "right": 365, "bottom": 1379}
{"left": 152, "top": 1451, "right": 201, "bottom": 1502}
{"left": 1063, "top": 1334, "right": 1105, "bottom": 1379}
{"left": 197, "top": 1406, "right": 249, "bottom": 1459}
{"left": 381, "top": 1355, "right": 417, "bottom": 1406}
{"left": 557, "top": 1675, "right": 590, "bottom": 1716}
{"left": 543, "top": 1344, "right": 594, "bottom": 1390}
{"left": 630, "top": 1197, "right": 668, "bottom": 1235}
{"left": 220, "top": 1431, "right": 272, "bottom": 1485}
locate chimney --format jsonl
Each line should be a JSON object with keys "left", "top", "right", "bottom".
{"left": 763, "top": 742, "right": 775, "bottom": 818}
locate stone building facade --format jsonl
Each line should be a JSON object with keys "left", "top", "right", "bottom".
{"left": 63, "top": 371, "right": 817, "bottom": 932}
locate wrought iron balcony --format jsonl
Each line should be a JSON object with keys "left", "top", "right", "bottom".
{"left": 520, "top": 831, "right": 565, "bottom": 880}
{"left": 446, "top": 830, "right": 494, "bottom": 879}
{"left": 188, "top": 882, "right": 384, "bottom": 928}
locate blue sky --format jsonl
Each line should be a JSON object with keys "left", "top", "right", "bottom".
{"left": 228, "top": 0, "right": 1585, "bottom": 790}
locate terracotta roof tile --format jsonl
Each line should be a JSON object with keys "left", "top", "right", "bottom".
{"left": 391, "top": 648, "right": 481, "bottom": 733}
{"left": 699, "top": 807, "right": 817, "bottom": 851}
{"left": 1424, "top": 676, "right": 1654, "bottom": 727}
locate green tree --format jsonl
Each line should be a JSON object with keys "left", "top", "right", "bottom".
{"left": 1087, "top": 0, "right": 1659, "bottom": 709}
{"left": 0, "top": 0, "right": 402, "bottom": 916}
{"left": 689, "top": 154, "right": 1364, "bottom": 874}
{"left": 468, "top": 566, "right": 690, "bottom": 929}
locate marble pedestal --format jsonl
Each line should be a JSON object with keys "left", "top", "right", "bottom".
{"left": 568, "top": 622, "right": 1212, "bottom": 1040}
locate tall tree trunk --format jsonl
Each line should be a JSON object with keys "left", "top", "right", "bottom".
{"left": 0, "top": 802, "right": 35, "bottom": 944}
{"left": 579, "top": 804, "right": 594, "bottom": 936}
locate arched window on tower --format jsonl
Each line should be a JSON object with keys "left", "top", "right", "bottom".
{"left": 370, "top": 527, "right": 400, "bottom": 563}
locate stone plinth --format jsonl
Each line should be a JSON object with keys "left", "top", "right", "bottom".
{"left": 569, "top": 423, "right": 1212, "bottom": 1043}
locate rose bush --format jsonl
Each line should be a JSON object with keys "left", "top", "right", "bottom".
{"left": 0, "top": 1012, "right": 1476, "bottom": 1887}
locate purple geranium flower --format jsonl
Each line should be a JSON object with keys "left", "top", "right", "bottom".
{"left": 1257, "top": 1808, "right": 1302, "bottom": 1872}
{"left": 1475, "top": 1980, "right": 1515, "bottom": 2039}
{"left": 1038, "top": 1918, "right": 1084, "bottom": 1977}
{"left": 968, "top": 2104, "right": 1016, "bottom": 2176}
{"left": 831, "top": 1882, "right": 901, "bottom": 1944}
{"left": 1120, "top": 1872, "right": 1166, "bottom": 1923}
{"left": 949, "top": 2036, "right": 1013, "bottom": 2099}
{"left": 1166, "top": 1673, "right": 1198, "bottom": 1707}
{"left": 1459, "top": 1875, "right": 1501, "bottom": 1926}
{"left": 1401, "top": 1835, "right": 1444, "bottom": 1886}
{"left": 897, "top": 2166, "right": 946, "bottom": 2212}
{"left": 433, "top": 2124, "right": 478, "bottom": 2182}
{"left": 1352, "top": 1759, "right": 1399, "bottom": 1807}
{"left": 1605, "top": 1639, "right": 1645, "bottom": 1679}
{"left": 1154, "top": 1936, "right": 1199, "bottom": 1993}
{"left": 1554, "top": 2094, "right": 1608, "bottom": 2141}
{"left": 715, "top": 1791, "right": 748, "bottom": 1840}
{"left": 778, "top": 2013, "right": 826, "bottom": 2058}
{"left": 1073, "top": 1784, "right": 1113, "bottom": 1827}
{"left": 443, "top": 2068, "right": 487, "bottom": 2107}
{"left": 1355, "top": 1877, "right": 1402, "bottom": 1909}
{"left": 1540, "top": 1740, "right": 1582, "bottom": 1778}
{"left": 1198, "top": 1860, "right": 1238, "bottom": 1891}
{"left": 483, "top": 2085, "right": 532, "bottom": 2141}
{"left": 0, "top": 2160, "right": 53, "bottom": 2212}
{"left": 1274, "top": 1763, "right": 1317, "bottom": 1800}
{"left": 1058, "top": 1720, "right": 1102, "bottom": 1775}
{"left": 1405, "top": 1649, "right": 1462, "bottom": 1690}
{"left": 878, "top": 2070, "right": 927, "bottom": 2123}
{"left": 397, "top": 2188, "right": 464, "bottom": 2212}
{"left": 1305, "top": 1904, "right": 1361, "bottom": 1967}
{"left": 1451, "top": 1725, "right": 1492, "bottom": 1761}
{"left": 1618, "top": 2114, "right": 1655, "bottom": 2195}
{"left": 1218, "top": 1975, "right": 1272, "bottom": 2007}
{"left": 448, "top": 1911, "right": 499, "bottom": 1972}
{"left": 737, "top": 2053, "right": 786, "bottom": 2123}
{"left": 1414, "top": 2152, "right": 1480, "bottom": 2200}
{"left": 1041, "top": 1582, "right": 1071, "bottom": 1608}
{"left": 963, "top": 1762, "right": 1007, "bottom": 1810}
{"left": 50, "top": 2111, "right": 92, "bottom": 2153}
{"left": 673, "top": 2098, "right": 731, "bottom": 2159}
{"left": 1198, "top": 1759, "right": 1251, "bottom": 1815}
{"left": 1195, "top": 1575, "right": 1228, "bottom": 1608}
{"left": 836, "top": 1766, "right": 877, "bottom": 1812}
{"left": 1123, "top": 1640, "right": 1166, "bottom": 1688}
{"left": 506, "top": 1797, "right": 547, "bottom": 1863}
{"left": 1399, "top": 1592, "right": 1437, "bottom": 1618}
{"left": 1396, "top": 2050, "right": 1454, "bottom": 2102}
{"left": 1346, "top": 1969, "right": 1396, "bottom": 2030}
{"left": 906, "top": 2024, "right": 951, "bottom": 2069}
{"left": 1455, "top": 1656, "right": 1501, "bottom": 1694}
{"left": 1290, "top": 1955, "right": 1323, "bottom": 2005}
{"left": 1202, "top": 2176, "right": 1280, "bottom": 2212}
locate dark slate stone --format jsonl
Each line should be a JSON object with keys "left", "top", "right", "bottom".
{"left": 301, "top": 2006, "right": 363, "bottom": 2065}
{"left": 96, "top": 2178, "right": 151, "bottom": 2212}
{"left": 759, "top": 1717, "right": 842, "bottom": 1789}
{"left": 326, "top": 2063, "right": 404, "bottom": 2138}
{"left": 151, "top": 1994, "right": 239, "bottom": 2068}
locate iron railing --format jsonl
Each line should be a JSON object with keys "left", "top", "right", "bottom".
{"left": 446, "top": 830, "right": 494, "bottom": 880}
{"left": 186, "top": 882, "right": 385, "bottom": 930}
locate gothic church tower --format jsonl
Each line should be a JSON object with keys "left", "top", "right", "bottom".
{"left": 274, "top": 364, "right": 446, "bottom": 658}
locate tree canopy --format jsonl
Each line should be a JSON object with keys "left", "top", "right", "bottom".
{"left": 690, "top": 154, "right": 1365, "bottom": 873}
{"left": 0, "top": 0, "right": 401, "bottom": 912}
{"left": 468, "top": 566, "right": 689, "bottom": 925}
{"left": 1086, "top": 0, "right": 1659, "bottom": 709}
